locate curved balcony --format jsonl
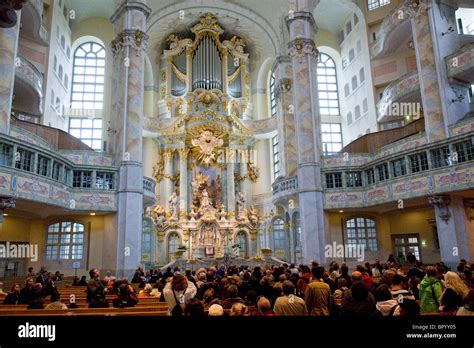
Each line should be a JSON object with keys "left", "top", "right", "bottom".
{"left": 377, "top": 70, "right": 421, "bottom": 123}
{"left": 446, "top": 42, "right": 474, "bottom": 85}
{"left": 272, "top": 176, "right": 298, "bottom": 205}
{"left": 143, "top": 176, "right": 157, "bottom": 207}
{"left": 241, "top": 116, "right": 277, "bottom": 136}
{"left": 20, "top": 0, "right": 48, "bottom": 45}
{"left": 371, "top": 3, "right": 412, "bottom": 59}
{"left": 13, "top": 55, "right": 43, "bottom": 117}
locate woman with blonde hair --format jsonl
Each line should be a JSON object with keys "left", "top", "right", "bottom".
{"left": 230, "top": 302, "right": 248, "bottom": 316}
{"left": 444, "top": 271, "right": 469, "bottom": 306}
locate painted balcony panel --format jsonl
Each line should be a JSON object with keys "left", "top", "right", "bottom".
{"left": 446, "top": 42, "right": 474, "bottom": 85}
{"left": 371, "top": 3, "right": 412, "bottom": 59}
{"left": 19, "top": 0, "right": 49, "bottom": 45}
{"left": 323, "top": 162, "right": 474, "bottom": 209}
{"left": 13, "top": 55, "right": 43, "bottom": 117}
{"left": 377, "top": 70, "right": 421, "bottom": 123}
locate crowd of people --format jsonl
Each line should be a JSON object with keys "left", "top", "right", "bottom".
{"left": 1, "top": 258, "right": 474, "bottom": 317}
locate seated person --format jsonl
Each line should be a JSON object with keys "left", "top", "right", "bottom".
{"left": 89, "top": 288, "right": 109, "bottom": 308}
{"left": 45, "top": 292, "right": 68, "bottom": 310}
{"left": 112, "top": 283, "right": 138, "bottom": 308}
{"left": 3, "top": 284, "right": 21, "bottom": 304}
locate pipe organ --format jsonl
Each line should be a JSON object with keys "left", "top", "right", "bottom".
{"left": 163, "top": 13, "right": 249, "bottom": 115}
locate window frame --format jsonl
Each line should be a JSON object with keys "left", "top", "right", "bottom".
{"left": 346, "top": 217, "right": 378, "bottom": 251}
{"left": 45, "top": 221, "right": 85, "bottom": 260}
{"left": 317, "top": 53, "right": 340, "bottom": 116}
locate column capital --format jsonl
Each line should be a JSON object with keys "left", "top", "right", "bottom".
{"left": 111, "top": 29, "right": 149, "bottom": 57}
{"left": 110, "top": 1, "right": 152, "bottom": 24}
{"left": 288, "top": 38, "right": 319, "bottom": 61}
{"left": 428, "top": 193, "right": 451, "bottom": 223}
{"left": 285, "top": 11, "right": 317, "bottom": 32}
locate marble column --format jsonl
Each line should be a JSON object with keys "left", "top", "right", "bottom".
{"left": 286, "top": 11, "right": 326, "bottom": 264}
{"left": 163, "top": 151, "right": 173, "bottom": 209}
{"left": 407, "top": 0, "right": 467, "bottom": 142}
{"left": 274, "top": 56, "right": 297, "bottom": 177}
{"left": 240, "top": 149, "right": 252, "bottom": 205}
{"left": 178, "top": 148, "right": 188, "bottom": 218}
{"left": 429, "top": 195, "right": 471, "bottom": 268}
{"left": 0, "top": 13, "right": 21, "bottom": 134}
{"left": 227, "top": 160, "right": 235, "bottom": 218}
{"left": 110, "top": 0, "right": 151, "bottom": 278}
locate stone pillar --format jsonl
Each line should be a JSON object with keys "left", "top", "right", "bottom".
{"left": 163, "top": 151, "right": 173, "bottom": 209}
{"left": 110, "top": 1, "right": 151, "bottom": 278}
{"left": 227, "top": 160, "right": 235, "bottom": 218}
{"left": 178, "top": 148, "right": 188, "bottom": 218}
{"left": 407, "top": 0, "right": 466, "bottom": 142}
{"left": 0, "top": 13, "right": 21, "bottom": 134}
{"left": 287, "top": 11, "right": 326, "bottom": 264}
{"left": 274, "top": 56, "right": 297, "bottom": 177}
{"left": 429, "top": 195, "right": 470, "bottom": 268}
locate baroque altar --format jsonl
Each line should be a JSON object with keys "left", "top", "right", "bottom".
{"left": 147, "top": 13, "right": 261, "bottom": 262}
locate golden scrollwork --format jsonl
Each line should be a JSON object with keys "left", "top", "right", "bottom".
{"left": 247, "top": 161, "right": 260, "bottom": 183}
{"left": 161, "top": 71, "right": 166, "bottom": 83}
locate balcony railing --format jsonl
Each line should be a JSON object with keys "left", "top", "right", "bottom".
{"left": 446, "top": 42, "right": 474, "bottom": 84}
{"left": 14, "top": 55, "right": 44, "bottom": 116}
{"left": 377, "top": 70, "right": 420, "bottom": 123}
{"left": 21, "top": 0, "right": 48, "bottom": 45}
{"left": 143, "top": 176, "right": 157, "bottom": 207}
{"left": 272, "top": 176, "right": 298, "bottom": 195}
{"left": 370, "top": 2, "right": 412, "bottom": 59}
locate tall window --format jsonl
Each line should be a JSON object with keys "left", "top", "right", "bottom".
{"left": 322, "top": 123, "right": 343, "bottom": 155}
{"left": 269, "top": 71, "right": 277, "bottom": 117}
{"left": 326, "top": 172, "right": 343, "bottom": 189}
{"left": 272, "top": 135, "right": 280, "bottom": 180}
{"left": 46, "top": 222, "right": 84, "bottom": 260}
{"left": 293, "top": 212, "right": 302, "bottom": 249}
{"left": 346, "top": 217, "right": 378, "bottom": 251}
{"left": 410, "top": 153, "right": 429, "bottom": 173}
{"left": 141, "top": 219, "right": 152, "bottom": 261}
{"left": 273, "top": 219, "right": 286, "bottom": 250}
{"left": 168, "top": 232, "right": 180, "bottom": 261}
{"left": 346, "top": 171, "right": 363, "bottom": 187}
{"left": 317, "top": 53, "right": 340, "bottom": 116}
{"left": 259, "top": 226, "right": 266, "bottom": 249}
{"left": 391, "top": 158, "right": 407, "bottom": 177}
{"left": 431, "top": 147, "right": 451, "bottom": 168}
{"left": 69, "top": 118, "right": 102, "bottom": 150}
{"left": 71, "top": 42, "right": 105, "bottom": 110}
{"left": 235, "top": 231, "right": 248, "bottom": 258}
{"left": 368, "top": 0, "right": 390, "bottom": 11}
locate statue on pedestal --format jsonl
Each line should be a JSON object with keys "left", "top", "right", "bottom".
{"left": 189, "top": 204, "right": 198, "bottom": 221}
{"left": 236, "top": 192, "right": 246, "bottom": 221}
{"left": 218, "top": 204, "right": 227, "bottom": 221}
{"left": 169, "top": 192, "right": 179, "bottom": 220}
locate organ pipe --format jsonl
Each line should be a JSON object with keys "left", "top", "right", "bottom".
{"left": 192, "top": 34, "right": 223, "bottom": 91}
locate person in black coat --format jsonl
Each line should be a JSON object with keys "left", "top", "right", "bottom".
{"left": 3, "top": 284, "right": 21, "bottom": 304}
{"left": 19, "top": 278, "right": 35, "bottom": 304}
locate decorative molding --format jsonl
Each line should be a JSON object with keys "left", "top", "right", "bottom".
{"left": 404, "top": 0, "right": 431, "bottom": 23}
{"left": 274, "top": 78, "right": 292, "bottom": 101}
{"left": 111, "top": 29, "right": 149, "bottom": 57}
{"left": 428, "top": 194, "right": 451, "bottom": 223}
{"left": 288, "top": 38, "right": 318, "bottom": 62}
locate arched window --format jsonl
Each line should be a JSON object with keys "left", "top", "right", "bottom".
{"left": 141, "top": 219, "right": 152, "bottom": 261}
{"left": 67, "top": 46, "right": 71, "bottom": 59}
{"left": 351, "top": 76, "right": 358, "bottom": 90}
{"left": 259, "top": 225, "right": 266, "bottom": 249}
{"left": 61, "top": 35, "right": 65, "bottom": 50}
{"left": 293, "top": 212, "right": 302, "bottom": 249}
{"left": 349, "top": 49, "right": 355, "bottom": 62}
{"left": 344, "top": 83, "right": 350, "bottom": 98}
{"left": 235, "top": 231, "right": 248, "bottom": 258}
{"left": 58, "top": 65, "right": 63, "bottom": 80}
{"left": 363, "top": 98, "right": 368, "bottom": 114}
{"left": 272, "top": 135, "right": 280, "bottom": 181}
{"left": 53, "top": 56, "right": 57, "bottom": 72}
{"left": 347, "top": 112, "right": 353, "bottom": 125}
{"left": 273, "top": 218, "right": 286, "bottom": 250}
{"left": 346, "top": 217, "right": 378, "bottom": 251}
{"left": 71, "top": 42, "right": 106, "bottom": 110}
{"left": 359, "top": 68, "right": 365, "bottom": 84}
{"left": 51, "top": 90, "right": 55, "bottom": 106}
{"left": 356, "top": 40, "right": 362, "bottom": 53}
{"left": 317, "top": 53, "right": 340, "bottom": 116}
{"left": 355, "top": 105, "right": 361, "bottom": 119}
{"left": 168, "top": 232, "right": 180, "bottom": 261}
{"left": 55, "top": 97, "right": 61, "bottom": 114}
{"left": 269, "top": 71, "right": 277, "bottom": 117}
{"left": 64, "top": 74, "right": 68, "bottom": 89}
{"left": 46, "top": 222, "right": 84, "bottom": 260}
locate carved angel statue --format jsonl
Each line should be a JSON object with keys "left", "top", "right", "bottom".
{"left": 191, "top": 130, "right": 224, "bottom": 165}
{"left": 152, "top": 204, "right": 166, "bottom": 228}
{"left": 167, "top": 34, "right": 180, "bottom": 49}
{"left": 218, "top": 204, "right": 227, "bottom": 221}
{"left": 189, "top": 204, "right": 198, "bottom": 222}
{"left": 248, "top": 205, "right": 259, "bottom": 225}
{"left": 169, "top": 192, "right": 179, "bottom": 220}
{"left": 236, "top": 192, "right": 246, "bottom": 221}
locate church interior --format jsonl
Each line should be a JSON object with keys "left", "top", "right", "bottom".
{"left": 0, "top": 0, "right": 473, "bottom": 285}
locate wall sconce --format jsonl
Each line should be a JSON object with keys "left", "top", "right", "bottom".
{"left": 421, "top": 240, "right": 427, "bottom": 247}
{"left": 441, "top": 26, "right": 455, "bottom": 36}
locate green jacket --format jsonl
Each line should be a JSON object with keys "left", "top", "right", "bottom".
{"left": 419, "top": 276, "right": 443, "bottom": 313}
